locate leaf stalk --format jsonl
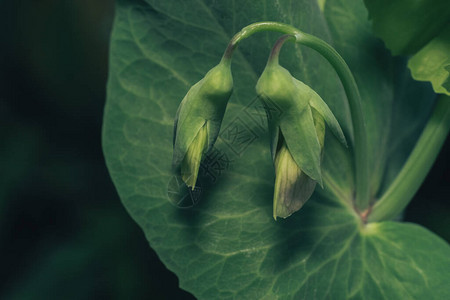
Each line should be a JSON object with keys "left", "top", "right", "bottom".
{"left": 369, "top": 95, "right": 450, "bottom": 222}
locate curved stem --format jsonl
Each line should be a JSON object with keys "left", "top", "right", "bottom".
{"left": 268, "top": 34, "right": 295, "bottom": 65}
{"left": 222, "top": 22, "right": 370, "bottom": 210}
{"left": 368, "top": 95, "right": 450, "bottom": 222}
{"left": 222, "top": 22, "right": 300, "bottom": 59}
{"left": 297, "top": 33, "right": 370, "bottom": 211}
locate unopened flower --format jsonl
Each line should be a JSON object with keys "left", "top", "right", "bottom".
{"left": 173, "top": 59, "right": 233, "bottom": 189}
{"left": 256, "top": 35, "right": 346, "bottom": 219}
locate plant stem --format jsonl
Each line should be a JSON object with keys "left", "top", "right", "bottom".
{"left": 222, "top": 22, "right": 300, "bottom": 59}
{"left": 368, "top": 95, "right": 450, "bottom": 222}
{"left": 267, "top": 34, "right": 295, "bottom": 65}
{"left": 297, "top": 33, "right": 370, "bottom": 211}
{"left": 222, "top": 22, "right": 370, "bottom": 210}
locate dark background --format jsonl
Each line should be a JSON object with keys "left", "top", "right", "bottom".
{"left": 0, "top": 0, "right": 448, "bottom": 299}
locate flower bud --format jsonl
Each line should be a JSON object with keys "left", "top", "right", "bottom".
{"left": 256, "top": 41, "right": 346, "bottom": 219}
{"left": 173, "top": 60, "right": 233, "bottom": 189}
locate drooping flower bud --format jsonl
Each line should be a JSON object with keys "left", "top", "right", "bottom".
{"left": 256, "top": 35, "right": 346, "bottom": 219}
{"left": 173, "top": 59, "right": 233, "bottom": 189}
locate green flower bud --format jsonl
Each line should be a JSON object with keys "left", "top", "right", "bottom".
{"left": 256, "top": 36, "right": 346, "bottom": 219}
{"left": 173, "top": 59, "right": 233, "bottom": 189}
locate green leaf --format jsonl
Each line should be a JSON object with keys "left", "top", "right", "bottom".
{"left": 363, "top": 0, "right": 450, "bottom": 55}
{"left": 103, "top": 0, "right": 449, "bottom": 298}
{"left": 408, "top": 26, "right": 450, "bottom": 95}
{"left": 363, "top": 0, "right": 450, "bottom": 95}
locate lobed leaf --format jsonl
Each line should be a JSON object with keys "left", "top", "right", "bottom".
{"left": 103, "top": 0, "right": 449, "bottom": 298}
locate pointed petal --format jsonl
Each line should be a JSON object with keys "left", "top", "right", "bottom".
{"left": 256, "top": 94, "right": 281, "bottom": 161}
{"left": 173, "top": 97, "right": 184, "bottom": 147}
{"left": 172, "top": 88, "right": 207, "bottom": 169}
{"left": 307, "top": 85, "right": 347, "bottom": 147}
{"left": 279, "top": 105, "right": 323, "bottom": 185}
{"left": 268, "top": 119, "right": 280, "bottom": 162}
{"left": 181, "top": 122, "right": 208, "bottom": 189}
{"left": 173, "top": 116, "right": 205, "bottom": 169}
{"left": 311, "top": 107, "right": 325, "bottom": 150}
{"left": 173, "top": 60, "right": 232, "bottom": 173}
{"left": 273, "top": 141, "right": 317, "bottom": 219}
{"left": 205, "top": 105, "right": 227, "bottom": 152}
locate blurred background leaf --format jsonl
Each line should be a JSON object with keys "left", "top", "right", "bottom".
{"left": 0, "top": 0, "right": 193, "bottom": 298}
{"left": 0, "top": 0, "right": 448, "bottom": 299}
{"left": 363, "top": 0, "right": 450, "bottom": 95}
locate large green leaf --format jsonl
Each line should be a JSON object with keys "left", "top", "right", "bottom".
{"left": 103, "top": 0, "right": 450, "bottom": 298}
{"left": 363, "top": 0, "right": 450, "bottom": 95}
